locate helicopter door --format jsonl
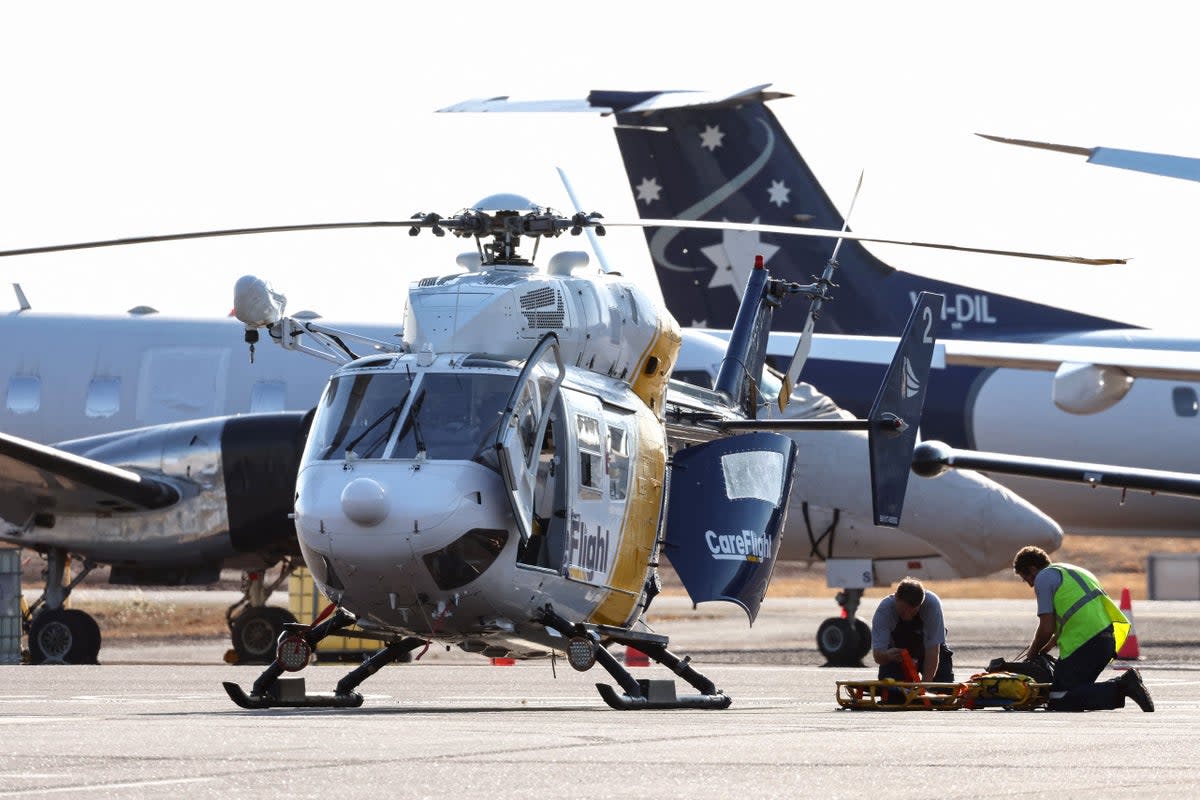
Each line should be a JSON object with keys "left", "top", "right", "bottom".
{"left": 663, "top": 431, "right": 797, "bottom": 624}
{"left": 495, "top": 333, "right": 565, "bottom": 542}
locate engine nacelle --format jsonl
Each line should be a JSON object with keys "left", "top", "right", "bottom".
{"left": 28, "top": 412, "right": 310, "bottom": 568}
{"left": 1052, "top": 361, "right": 1133, "bottom": 414}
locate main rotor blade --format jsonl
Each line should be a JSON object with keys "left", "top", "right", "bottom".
{"left": 0, "top": 216, "right": 1128, "bottom": 266}
{"left": 609, "top": 218, "right": 1126, "bottom": 265}
{"left": 0, "top": 221, "right": 413, "bottom": 258}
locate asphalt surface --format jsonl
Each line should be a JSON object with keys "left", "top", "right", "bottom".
{"left": 2, "top": 596, "right": 1198, "bottom": 798}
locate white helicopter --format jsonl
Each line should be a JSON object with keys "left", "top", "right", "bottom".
{"left": 218, "top": 197, "right": 941, "bottom": 710}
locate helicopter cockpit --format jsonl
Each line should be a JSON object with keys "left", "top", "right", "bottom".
{"left": 303, "top": 356, "right": 519, "bottom": 464}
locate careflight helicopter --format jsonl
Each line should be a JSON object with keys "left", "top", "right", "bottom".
{"left": 220, "top": 196, "right": 943, "bottom": 710}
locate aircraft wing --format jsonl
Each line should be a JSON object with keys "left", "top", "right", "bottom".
{"left": 0, "top": 432, "right": 181, "bottom": 532}
{"left": 755, "top": 331, "right": 1200, "bottom": 383}
{"left": 978, "top": 134, "right": 1200, "bottom": 183}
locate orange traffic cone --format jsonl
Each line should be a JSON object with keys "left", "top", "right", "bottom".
{"left": 625, "top": 647, "right": 650, "bottom": 667}
{"left": 1117, "top": 587, "right": 1141, "bottom": 660}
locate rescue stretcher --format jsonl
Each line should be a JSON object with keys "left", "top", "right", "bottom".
{"left": 836, "top": 674, "right": 1052, "bottom": 711}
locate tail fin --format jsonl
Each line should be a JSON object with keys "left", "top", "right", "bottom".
{"left": 868, "top": 292, "right": 943, "bottom": 526}
{"left": 442, "top": 86, "right": 1129, "bottom": 338}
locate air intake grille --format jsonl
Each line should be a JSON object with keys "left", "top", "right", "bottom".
{"left": 519, "top": 287, "right": 565, "bottom": 329}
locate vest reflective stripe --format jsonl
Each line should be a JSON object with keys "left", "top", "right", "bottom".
{"left": 1051, "top": 563, "right": 1129, "bottom": 660}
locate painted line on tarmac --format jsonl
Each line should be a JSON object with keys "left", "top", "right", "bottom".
{"left": 0, "top": 776, "right": 213, "bottom": 796}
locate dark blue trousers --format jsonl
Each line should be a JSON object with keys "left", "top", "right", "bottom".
{"left": 1048, "top": 628, "right": 1125, "bottom": 712}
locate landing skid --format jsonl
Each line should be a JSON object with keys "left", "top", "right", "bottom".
{"left": 221, "top": 607, "right": 427, "bottom": 710}
{"left": 223, "top": 680, "right": 364, "bottom": 709}
{"left": 542, "top": 608, "right": 731, "bottom": 710}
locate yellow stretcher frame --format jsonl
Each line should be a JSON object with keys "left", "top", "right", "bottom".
{"left": 836, "top": 678, "right": 1052, "bottom": 711}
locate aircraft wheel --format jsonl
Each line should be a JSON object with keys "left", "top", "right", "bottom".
{"left": 854, "top": 617, "right": 872, "bottom": 661}
{"left": 816, "top": 617, "right": 862, "bottom": 667}
{"left": 29, "top": 608, "right": 102, "bottom": 665}
{"left": 231, "top": 606, "right": 298, "bottom": 664}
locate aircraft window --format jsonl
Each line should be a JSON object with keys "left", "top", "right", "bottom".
{"left": 606, "top": 420, "right": 631, "bottom": 501}
{"left": 673, "top": 369, "right": 714, "bottom": 389}
{"left": 250, "top": 380, "right": 287, "bottom": 413}
{"left": 1173, "top": 387, "right": 1198, "bottom": 418}
{"left": 720, "top": 450, "right": 787, "bottom": 506}
{"left": 85, "top": 377, "right": 120, "bottom": 418}
{"left": 392, "top": 372, "right": 517, "bottom": 461}
{"left": 576, "top": 415, "right": 603, "bottom": 495}
{"left": 305, "top": 372, "right": 416, "bottom": 461}
{"left": 6, "top": 375, "right": 40, "bottom": 414}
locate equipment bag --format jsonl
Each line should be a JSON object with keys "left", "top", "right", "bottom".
{"left": 985, "top": 653, "right": 1056, "bottom": 683}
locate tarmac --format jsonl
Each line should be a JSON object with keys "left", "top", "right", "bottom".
{"left": 2, "top": 596, "right": 1199, "bottom": 798}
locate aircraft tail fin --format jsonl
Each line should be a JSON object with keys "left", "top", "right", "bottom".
{"left": 867, "top": 292, "right": 944, "bottom": 526}
{"left": 443, "top": 85, "right": 1130, "bottom": 338}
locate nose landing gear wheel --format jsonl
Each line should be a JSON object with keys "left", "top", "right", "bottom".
{"left": 28, "top": 608, "right": 102, "bottom": 665}
{"left": 817, "top": 617, "right": 868, "bottom": 667}
{"left": 230, "top": 606, "right": 298, "bottom": 664}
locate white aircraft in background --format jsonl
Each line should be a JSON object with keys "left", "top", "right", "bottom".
{"left": 446, "top": 85, "right": 1200, "bottom": 545}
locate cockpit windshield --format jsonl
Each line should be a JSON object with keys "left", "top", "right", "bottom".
{"left": 304, "top": 369, "right": 518, "bottom": 463}
{"left": 392, "top": 372, "right": 516, "bottom": 460}
{"left": 305, "top": 372, "right": 415, "bottom": 461}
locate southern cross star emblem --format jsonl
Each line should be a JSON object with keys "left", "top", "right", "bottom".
{"left": 699, "top": 124, "right": 724, "bottom": 152}
{"left": 701, "top": 220, "right": 780, "bottom": 296}
{"left": 767, "top": 179, "right": 790, "bottom": 207}
{"left": 636, "top": 177, "right": 662, "bottom": 204}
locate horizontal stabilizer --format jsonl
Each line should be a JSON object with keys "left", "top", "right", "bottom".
{"left": 438, "top": 85, "right": 792, "bottom": 115}
{"left": 912, "top": 440, "right": 1200, "bottom": 500}
{"left": 868, "top": 292, "right": 944, "bottom": 527}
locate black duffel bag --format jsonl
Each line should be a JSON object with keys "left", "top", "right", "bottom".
{"left": 986, "top": 653, "right": 1056, "bottom": 683}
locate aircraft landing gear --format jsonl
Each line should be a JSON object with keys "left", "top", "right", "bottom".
{"left": 23, "top": 548, "right": 101, "bottom": 665}
{"left": 540, "top": 607, "right": 732, "bottom": 710}
{"left": 817, "top": 588, "right": 871, "bottom": 667}
{"left": 28, "top": 608, "right": 101, "bottom": 665}
{"left": 224, "top": 559, "right": 299, "bottom": 664}
{"left": 223, "top": 609, "right": 426, "bottom": 709}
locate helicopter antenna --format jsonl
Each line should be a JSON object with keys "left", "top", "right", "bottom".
{"left": 778, "top": 171, "right": 865, "bottom": 410}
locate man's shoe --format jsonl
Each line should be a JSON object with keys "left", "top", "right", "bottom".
{"left": 1119, "top": 668, "right": 1155, "bottom": 712}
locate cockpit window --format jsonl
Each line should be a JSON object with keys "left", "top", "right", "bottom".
{"left": 305, "top": 372, "right": 415, "bottom": 461}
{"left": 392, "top": 372, "right": 516, "bottom": 461}
{"left": 306, "top": 369, "right": 521, "bottom": 463}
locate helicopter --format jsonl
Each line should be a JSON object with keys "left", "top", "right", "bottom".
{"left": 218, "top": 197, "right": 942, "bottom": 710}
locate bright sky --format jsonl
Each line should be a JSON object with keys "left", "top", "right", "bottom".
{"left": 1, "top": 1, "right": 1196, "bottom": 330}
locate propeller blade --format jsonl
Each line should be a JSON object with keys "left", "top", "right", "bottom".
{"left": 609, "top": 218, "right": 1126, "bottom": 266}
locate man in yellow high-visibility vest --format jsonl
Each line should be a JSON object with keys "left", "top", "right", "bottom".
{"left": 1013, "top": 546, "right": 1153, "bottom": 712}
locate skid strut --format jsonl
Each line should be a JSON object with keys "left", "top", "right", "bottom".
{"left": 223, "top": 608, "right": 426, "bottom": 709}
{"left": 541, "top": 607, "right": 731, "bottom": 710}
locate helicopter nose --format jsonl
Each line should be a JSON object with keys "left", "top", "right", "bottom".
{"left": 341, "top": 477, "right": 389, "bottom": 527}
